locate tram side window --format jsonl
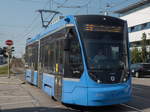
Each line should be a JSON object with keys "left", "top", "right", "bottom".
{"left": 25, "top": 46, "right": 32, "bottom": 68}
{"left": 40, "top": 39, "right": 49, "bottom": 73}
{"left": 44, "top": 44, "right": 49, "bottom": 72}
{"left": 31, "top": 43, "right": 38, "bottom": 70}
{"left": 30, "top": 45, "right": 34, "bottom": 69}
{"left": 25, "top": 46, "right": 29, "bottom": 66}
{"left": 55, "top": 40, "right": 64, "bottom": 74}
{"left": 66, "top": 30, "right": 83, "bottom": 78}
{"left": 48, "top": 43, "right": 55, "bottom": 73}
{"left": 34, "top": 44, "right": 38, "bottom": 70}
{"left": 40, "top": 45, "right": 42, "bottom": 69}
{"left": 28, "top": 45, "right": 32, "bottom": 68}
{"left": 25, "top": 42, "right": 38, "bottom": 70}
{"left": 40, "top": 36, "right": 57, "bottom": 74}
{"left": 40, "top": 29, "right": 66, "bottom": 74}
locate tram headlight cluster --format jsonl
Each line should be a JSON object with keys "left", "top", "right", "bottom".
{"left": 122, "top": 69, "right": 130, "bottom": 82}
{"left": 123, "top": 77, "right": 127, "bottom": 82}
{"left": 97, "top": 79, "right": 102, "bottom": 83}
{"left": 89, "top": 72, "right": 102, "bottom": 83}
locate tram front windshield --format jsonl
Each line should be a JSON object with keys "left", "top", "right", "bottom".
{"left": 76, "top": 15, "right": 128, "bottom": 83}
{"left": 84, "top": 34, "right": 124, "bottom": 70}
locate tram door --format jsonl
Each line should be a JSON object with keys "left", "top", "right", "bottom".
{"left": 54, "top": 71, "right": 62, "bottom": 101}
{"left": 54, "top": 40, "right": 64, "bottom": 101}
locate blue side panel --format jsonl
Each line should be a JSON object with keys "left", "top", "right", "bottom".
{"left": 62, "top": 80, "right": 88, "bottom": 106}
{"left": 62, "top": 77, "right": 88, "bottom": 106}
{"left": 33, "top": 71, "right": 38, "bottom": 86}
{"left": 25, "top": 69, "right": 32, "bottom": 83}
{"left": 61, "top": 71, "right": 88, "bottom": 106}
{"left": 42, "top": 73, "right": 55, "bottom": 96}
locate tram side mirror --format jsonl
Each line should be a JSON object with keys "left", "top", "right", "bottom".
{"left": 64, "top": 38, "right": 71, "bottom": 51}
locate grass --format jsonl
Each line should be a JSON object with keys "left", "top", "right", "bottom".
{"left": 0, "top": 65, "right": 9, "bottom": 75}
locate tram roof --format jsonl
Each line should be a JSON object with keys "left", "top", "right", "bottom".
{"left": 26, "top": 15, "right": 124, "bottom": 45}
{"left": 26, "top": 15, "right": 75, "bottom": 45}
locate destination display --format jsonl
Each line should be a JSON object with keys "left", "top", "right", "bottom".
{"left": 84, "top": 24, "right": 122, "bottom": 33}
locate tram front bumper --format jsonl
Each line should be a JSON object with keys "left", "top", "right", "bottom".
{"left": 87, "top": 84, "right": 132, "bottom": 106}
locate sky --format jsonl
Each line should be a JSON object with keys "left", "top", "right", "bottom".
{"left": 0, "top": 0, "right": 141, "bottom": 57}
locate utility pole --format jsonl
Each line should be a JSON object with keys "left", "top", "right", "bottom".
{"left": 5, "top": 40, "right": 14, "bottom": 78}
{"left": 8, "top": 46, "right": 11, "bottom": 78}
{"left": 57, "top": 6, "right": 81, "bottom": 8}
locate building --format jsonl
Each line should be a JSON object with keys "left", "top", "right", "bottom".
{"left": 115, "top": 0, "right": 150, "bottom": 51}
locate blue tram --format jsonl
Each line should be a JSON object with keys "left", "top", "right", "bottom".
{"left": 25, "top": 15, "right": 132, "bottom": 106}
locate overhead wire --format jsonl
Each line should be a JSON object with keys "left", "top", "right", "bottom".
{"left": 75, "top": 0, "right": 91, "bottom": 14}
{"left": 109, "top": 0, "right": 129, "bottom": 9}
{"left": 21, "top": 0, "right": 68, "bottom": 40}
{"left": 18, "top": 0, "right": 47, "bottom": 3}
{"left": 21, "top": 0, "right": 69, "bottom": 39}
{"left": 44, "top": 0, "right": 69, "bottom": 22}
{"left": 95, "top": 0, "right": 130, "bottom": 15}
{"left": 53, "top": 0, "right": 91, "bottom": 15}
{"left": 39, "top": 0, "right": 91, "bottom": 25}
{"left": 15, "top": 15, "right": 39, "bottom": 41}
{"left": 53, "top": 0, "right": 68, "bottom": 6}
{"left": 21, "top": 14, "right": 39, "bottom": 38}
{"left": 19, "top": 0, "right": 131, "bottom": 40}
{"left": 18, "top": 0, "right": 50, "bottom": 39}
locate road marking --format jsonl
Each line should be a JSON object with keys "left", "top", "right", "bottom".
{"left": 0, "top": 100, "right": 36, "bottom": 106}
{"left": 121, "top": 104, "right": 143, "bottom": 112}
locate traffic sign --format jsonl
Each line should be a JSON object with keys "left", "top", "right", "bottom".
{"left": 5, "top": 40, "right": 13, "bottom": 46}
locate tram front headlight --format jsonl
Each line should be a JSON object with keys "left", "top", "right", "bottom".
{"left": 89, "top": 72, "right": 102, "bottom": 83}
{"left": 123, "top": 77, "right": 127, "bottom": 82}
{"left": 97, "top": 79, "right": 102, "bottom": 83}
{"left": 122, "top": 69, "right": 130, "bottom": 82}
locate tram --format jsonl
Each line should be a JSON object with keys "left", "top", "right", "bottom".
{"left": 25, "top": 15, "right": 131, "bottom": 106}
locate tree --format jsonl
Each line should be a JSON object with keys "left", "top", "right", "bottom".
{"left": 131, "top": 47, "right": 142, "bottom": 63}
{"left": 141, "top": 33, "right": 147, "bottom": 63}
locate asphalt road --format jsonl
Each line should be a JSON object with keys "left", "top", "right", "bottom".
{"left": 0, "top": 75, "right": 149, "bottom": 112}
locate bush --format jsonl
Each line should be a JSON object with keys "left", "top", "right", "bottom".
{"left": 0, "top": 65, "right": 8, "bottom": 74}
{"left": 131, "top": 48, "right": 142, "bottom": 64}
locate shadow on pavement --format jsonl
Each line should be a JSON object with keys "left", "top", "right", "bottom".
{"left": 1, "top": 105, "right": 138, "bottom": 112}
{"left": 1, "top": 107, "right": 77, "bottom": 112}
